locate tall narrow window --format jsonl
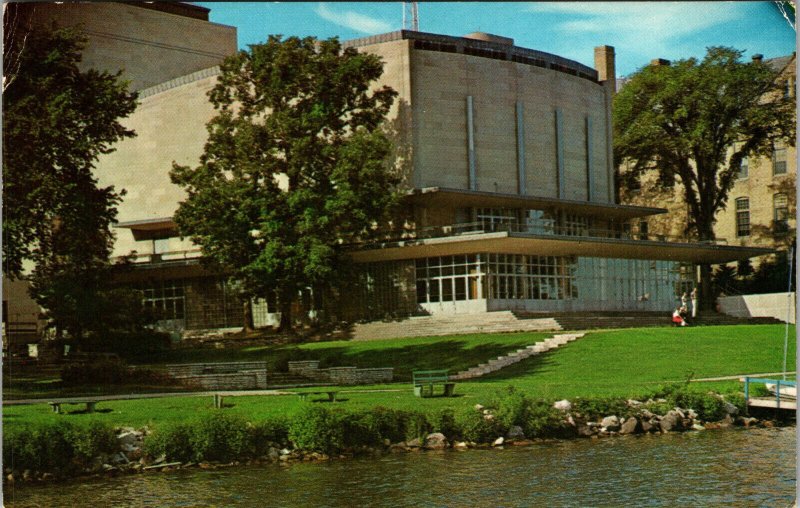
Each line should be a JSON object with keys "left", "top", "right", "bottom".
{"left": 737, "top": 156, "right": 748, "bottom": 179}
{"left": 774, "top": 193, "right": 789, "bottom": 234}
{"left": 735, "top": 198, "right": 750, "bottom": 237}
{"left": 773, "top": 146, "right": 787, "bottom": 175}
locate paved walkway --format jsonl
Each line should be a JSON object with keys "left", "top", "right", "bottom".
{"left": 690, "top": 371, "right": 796, "bottom": 382}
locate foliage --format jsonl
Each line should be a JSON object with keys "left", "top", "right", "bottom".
{"left": 251, "top": 416, "right": 290, "bottom": 450}
{"left": 190, "top": 413, "right": 252, "bottom": 462}
{"left": 143, "top": 422, "right": 194, "bottom": 463}
{"left": 454, "top": 408, "right": 504, "bottom": 443}
{"left": 4, "top": 420, "right": 116, "bottom": 473}
{"left": 571, "top": 397, "right": 632, "bottom": 421}
{"left": 615, "top": 47, "right": 794, "bottom": 242}
{"left": 287, "top": 406, "right": 346, "bottom": 454}
{"left": 81, "top": 329, "right": 172, "bottom": 359}
{"left": 3, "top": 17, "right": 138, "bottom": 336}
{"left": 170, "top": 35, "right": 399, "bottom": 330}
{"left": 61, "top": 359, "right": 175, "bottom": 386}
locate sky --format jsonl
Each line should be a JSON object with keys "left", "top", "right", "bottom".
{"left": 197, "top": 2, "right": 796, "bottom": 77}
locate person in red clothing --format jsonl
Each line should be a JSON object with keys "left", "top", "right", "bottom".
{"left": 672, "top": 308, "right": 688, "bottom": 327}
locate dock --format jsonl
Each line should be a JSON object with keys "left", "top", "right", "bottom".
{"left": 743, "top": 377, "right": 797, "bottom": 412}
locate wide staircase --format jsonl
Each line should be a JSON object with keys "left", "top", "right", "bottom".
{"left": 450, "top": 332, "right": 585, "bottom": 381}
{"left": 351, "top": 311, "right": 560, "bottom": 341}
{"left": 351, "top": 310, "right": 784, "bottom": 341}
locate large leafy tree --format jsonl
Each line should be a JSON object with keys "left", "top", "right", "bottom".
{"left": 171, "top": 35, "right": 399, "bottom": 331}
{"left": 614, "top": 47, "right": 795, "bottom": 307}
{"left": 3, "top": 16, "right": 138, "bottom": 337}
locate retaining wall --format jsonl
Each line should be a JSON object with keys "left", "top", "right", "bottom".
{"left": 176, "top": 369, "right": 268, "bottom": 390}
{"left": 718, "top": 292, "right": 795, "bottom": 324}
{"left": 287, "top": 361, "right": 393, "bottom": 385}
{"left": 166, "top": 361, "right": 268, "bottom": 377}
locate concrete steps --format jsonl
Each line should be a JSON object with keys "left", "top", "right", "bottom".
{"left": 449, "top": 333, "right": 585, "bottom": 381}
{"left": 351, "top": 311, "right": 561, "bottom": 341}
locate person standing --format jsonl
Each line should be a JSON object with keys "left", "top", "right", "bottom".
{"left": 690, "top": 287, "right": 698, "bottom": 318}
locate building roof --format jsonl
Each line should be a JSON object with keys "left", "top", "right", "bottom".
{"left": 343, "top": 30, "right": 599, "bottom": 83}
{"left": 766, "top": 54, "right": 795, "bottom": 73}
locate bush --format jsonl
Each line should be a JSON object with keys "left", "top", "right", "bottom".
{"left": 288, "top": 406, "right": 346, "bottom": 454}
{"left": 82, "top": 329, "right": 171, "bottom": 359}
{"left": 191, "top": 413, "right": 252, "bottom": 462}
{"left": 4, "top": 420, "right": 117, "bottom": 474}
{"left": 144, "top": 423, "right": 194, "bottom": 463}
{"left": 523, "top": 400, "right": 572, "bottom": 438}
{"left": 668, "top": 389, "right": 728, "bottom": 422}
{"left": 454, "top": 408, "right": 504, "bottom": 443}
{"left": 251, "top": 416, "right": 290, "bottom": 451}
{"left": 571, "top": 397, "right": 631, "bottom": 421}
{"left": 61, "top": 359, "right": 175, "bottom": 386}
{"left": 494, "top": 387, "right": 533, "bottom": 429}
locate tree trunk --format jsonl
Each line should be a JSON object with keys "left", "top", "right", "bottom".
{"left": 278, "top": 288, "right": 293, "bottom": 332}
{"left": 242, "top": 299, "right": 254, "bottom": 334}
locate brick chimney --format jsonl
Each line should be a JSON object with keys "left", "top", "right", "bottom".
{"left": 594, "top": 45, "right": 616, "bottom": 92}
{"left": 751, "top": 53, "right": 763, "bottom": 63}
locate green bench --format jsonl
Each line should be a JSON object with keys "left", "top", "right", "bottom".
{"left": 413, "top": 370, "right": 456, "bottom": 397}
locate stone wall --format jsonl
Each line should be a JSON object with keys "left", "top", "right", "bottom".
{"left": 719, "top": 292, "right": 795, "bottom": 324}
{"left": 287, "top": 361, "right": 394, "bottom": 385}
{"left": 176, "top": 370, "right": 268, "bottom": 390}
{"left": 166, "top": 361, "right": 268, "bottom": 377}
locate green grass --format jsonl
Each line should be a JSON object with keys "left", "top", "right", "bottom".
{"left": 3, "top": 324, "right": 795, "bottom": 432}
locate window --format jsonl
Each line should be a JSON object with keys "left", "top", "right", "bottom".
{"left": 773, "top": 147, "right": 787, "bottom": 175}
{"left": 735, "top": 198, "right": 750, "bottom": 237}
{"left": 475, "top": 208, "right": 518, "bottom": 232}
{"left": 416, "top": 255, "right": 483, "bottom": 304}
{"left": 639, "top": 221, "right": 649, "bottom": 240}
{"left": 737, "top": 157, "right": 748, "bottom": 179}
{"left": 485, "top": 254, "right": 576, "bottom": 300}
{"left": 141, "top": 279, "right": 185, "bottom": 320}
{"left": 774, "top": 193, "right": 789, "bottom": 233}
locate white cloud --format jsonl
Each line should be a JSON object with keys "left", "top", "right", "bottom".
{"left": 315, "top": 3, "right": 392, "bottom": 34}
{"left": 524, "top": 2, "right": 744, "bottom": 73}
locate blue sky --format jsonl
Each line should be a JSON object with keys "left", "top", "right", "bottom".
{"left": 197, "top": 2, "right": 795, "bottom": 77}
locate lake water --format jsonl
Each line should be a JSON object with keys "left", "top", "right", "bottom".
{"left": 5, "top": 427, "right": 796, "bottom": 507}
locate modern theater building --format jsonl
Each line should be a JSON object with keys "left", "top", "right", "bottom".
{"left": 13, "top": 3, "right": 772, "bottom": 333}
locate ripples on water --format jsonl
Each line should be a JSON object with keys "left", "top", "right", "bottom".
{"left": 5, "top": 428, "right": 795, "bottom": 507}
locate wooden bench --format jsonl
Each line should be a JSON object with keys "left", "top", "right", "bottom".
{"left": 297, "top": 391, "right": 339, "bottom": 402}
{"left": 48, "top": 400, "right": 99, "bottom": 414}
{"left": 412, "top": 370, "right": 455, "bottom": 398}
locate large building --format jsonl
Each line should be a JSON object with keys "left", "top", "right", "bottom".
{"left": 7, "top": 3, "right": 772, "bottom": 335}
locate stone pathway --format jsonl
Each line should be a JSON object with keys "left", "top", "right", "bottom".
{"left": 3, "top": 389, "right": 297, "bottom": 406}
{"left": 449, "top": 332, "right": 585, "bottom": 381}
{"left": 689, "top": 371, "right": 797, "bottom": 382}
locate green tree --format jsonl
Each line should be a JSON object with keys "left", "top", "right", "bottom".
{"left": 171, "top": 35, "right": 399, "bottom": 331}
{"left": 614, "top": 47, "right": 795, "bottom": 308}
{"left": 2, "top": 16, "right": 138, "bottom": 337}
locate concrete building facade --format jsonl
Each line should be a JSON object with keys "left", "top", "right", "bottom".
{"left": 7, "top": 3, "right": 772, "bottom": 334}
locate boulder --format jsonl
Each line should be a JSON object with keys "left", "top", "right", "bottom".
{"left": 659, "top": 411, "right": 684, "bottom": 432}
{"left": 738, "top": 417, "right": 758, "bottom": 428}
{"left": 424, "top": 433, "right": 448, "bottom": 450}
{"left": 723, "top": 401, "right": 739, "bottom": 416}
{"left": 600, "top": 415, "right": 620, "bottom": 432}
{"left": 627, "top": 399, "right": 642, "bottom": 407}
{"left": 619, "top": 417, "right": 640, "bottom": 435}
{"left": 492, "top": 437, "right": 505, "bottom": 447}
{"left": 453, "top": 441, "right": 469, "bottom": 450}
{"left": 640, "top": 409, "right": 655, "bottom": 420}
{"left": 406, "top": 438, "right": 422, "bottom": 448}
{"left": 640, "top": 419, "right": 653, "bottom": 433}
{"left": 506, "top": 426, "right": 525, "bottom": 441}
{"left": 691, "top": 423, "right": 705, "bottom": 431}
{"left": 474, "top": 404, "right": 484, "bottom": 411}
{"left": 577, "top": 423, "right": 597, "bottom": 437}
{"left": 686, "top": 409, "right": 698, "bottom": 420}
{"left": 267, "top": 447, "right": 280, "bottom": 461}
{"left": 553, "top": 399, "right": 572, "bottom": 411}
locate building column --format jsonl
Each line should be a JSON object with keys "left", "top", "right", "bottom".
{"left": 516, "top": 101, "right": 526, "bottom": 195}
{"left": 466, "top": 95, "right": 477, "bottom": 191}
{"left": 555, "top": 108, "right": 565, "bottom": 199}
{"left": 586, "top": 115, "right": 593, "bottom": 202}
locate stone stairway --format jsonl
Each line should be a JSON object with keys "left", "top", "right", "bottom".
{"left": 351, "top": 311, "right": 561, "bottom": 341}
{"left": 449, "top": 332, "right": 585, "bottom": 380}
{"left": 513, "top": 311, "right": 785, "bottom": 331}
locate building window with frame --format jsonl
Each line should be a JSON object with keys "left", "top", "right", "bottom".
{"left": 737, "top": 156, "right": 748, "bottom": 179}
{"left": 141, "top": 279, "right": 186, "bottom": 320}
{"left": 735, "top": 198, "right": 750, "bottom": 237}
{"left": 773, "top": 146, "right": 787, "bottom": 175}
{"left": 774, "top": 193, "right": 789, "bottom": 234}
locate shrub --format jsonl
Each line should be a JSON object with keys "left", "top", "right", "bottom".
{"left": 401, "top": 410, "right": 432, "bottom": 442}
{"left": 61, "top": 359, "right": 175, "bottom": 386}
{"left": 454, "top": 408, "right": 504, "bottom": 443}
{"left": 4, "top": 420, "right": 117, "bottom": 474}
{"left": 288, "top": 406, "right": 346, "bottom": 454}
{"left": 191, "top": 413, "right": 252, "bottom": 462}
{"left": 571, "top": 397, "right": 631, "bottom": 421}
{"left": 432, "top": 409, "right": 459, "bottom": 440}
{"left": 494, "top": 387, "right": 533, "bottom": 429}
{"left": 144, "top": 423, "right": 194, "bottom": 463}
{"left": 82, "top": 329, "right": 171, "bottom": 359}
{"left": 668, "top": 389, "right": 728, "bottom": 422}
{"left": 251, "top": 416, "right": 290, "bottom": 450}
{"left": 523, "top": 400, "right": 572, "bottom": 438}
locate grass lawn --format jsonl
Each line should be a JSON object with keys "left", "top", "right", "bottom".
{"left": 3, "top": 324, "right": 795, "bottom": 431}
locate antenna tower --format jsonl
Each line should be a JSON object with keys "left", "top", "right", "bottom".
{"left": 403, "top": 2, "right": 419, "bottom": 31}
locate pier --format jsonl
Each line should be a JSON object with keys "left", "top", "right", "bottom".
{"left": 743, "top": 377, "right": 797, "bottom": 411}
